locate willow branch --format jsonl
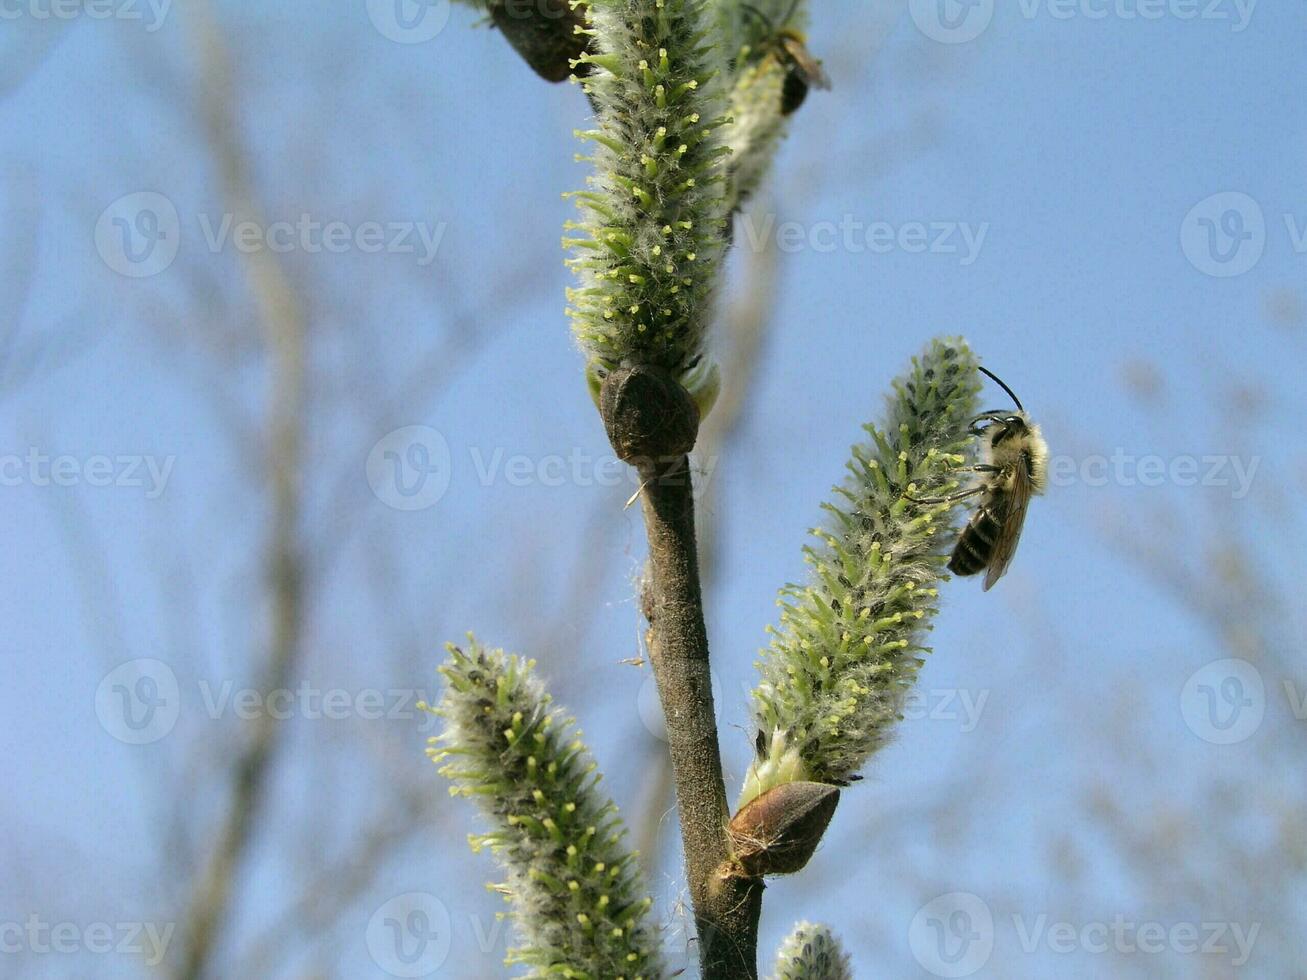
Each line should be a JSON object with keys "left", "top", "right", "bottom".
{"left": 601, "top": 365, "right": 763, "bottom": 979}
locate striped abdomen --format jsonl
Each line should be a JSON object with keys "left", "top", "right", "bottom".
{"left": 949, "top": 498, "right": 1004, "bottom": 576}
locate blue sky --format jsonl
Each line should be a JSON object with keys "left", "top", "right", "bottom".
{"left": 1, "top": 1, "right": 1304, "bottom": 977}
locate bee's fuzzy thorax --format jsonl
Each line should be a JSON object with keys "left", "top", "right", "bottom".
{"left": 983, "top": 414, "right": 1049, "bottom": 494}
{"left": 1025, "top": 422, "right": 1049, "bottom": 493}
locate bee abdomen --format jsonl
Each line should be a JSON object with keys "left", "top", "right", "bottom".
{"left": 781, "top": 70, "right": 810, "bottom": 115}
{"left": 948, "top": 506, "right": 1000, "bottom": 576}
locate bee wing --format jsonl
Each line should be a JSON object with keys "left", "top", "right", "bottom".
{"left": 806, "top": 57, "right": 833, "bottom": 91}
{"left": 780, "top": 36, "right": 832, "bottom": 90}
{"left": 982, "top": 464, "right": 1034, "bottom": 591}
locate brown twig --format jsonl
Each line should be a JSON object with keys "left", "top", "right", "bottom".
{"left": 637, "top": 453, "right": 764, "bottom": 978}
{"left": 628, "top": 221, "right": 779, "bottom": 924}
{"left": 600, "top": 365, "right": 764, "bottom": 978}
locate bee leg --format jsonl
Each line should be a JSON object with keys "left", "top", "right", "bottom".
{"left": 972, "top": 464, "right": 1001, "bottom": 474}
{"left": 904, "top": 486, "right": 987, "bottom": 506}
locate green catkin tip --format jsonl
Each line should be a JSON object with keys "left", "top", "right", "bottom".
{"left": 772, "top": 922, "right": 853, "bottom": 980}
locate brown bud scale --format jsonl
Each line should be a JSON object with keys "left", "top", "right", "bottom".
{"left": 598, "top": 364, "right": 700, "bottom": 463}
{"left": 728, "top": 781, "right": 840, "bottom": 877}
{"left": 490, "top": 0, "right": 592, "bottom": 84}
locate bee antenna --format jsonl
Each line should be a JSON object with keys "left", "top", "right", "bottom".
{"left": 978, "top": 365, "right": 1025, "bottom": 412}
{"left": 740, "top": 4, "right": 773, "bottom": 30}
{"left": 743, "top": 1, "right": 805, "bottom": 31}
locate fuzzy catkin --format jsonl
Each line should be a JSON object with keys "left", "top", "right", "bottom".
{"left": 771, "top": 922, "right": 853, "bottom": 980}
{"left": 566, "top": 0, "right": 732, "bottom": 380}
{"left": 744, "top": 339, "right": 982, "bottom": 799}
{"left": 721, "top": 0, "right": 816, "bottom": 207}
{"left": 723, "top": 55, "right": 788, "bottom": 208}
{"left": 427, "top": 641, "right": 665, "bottom": 979}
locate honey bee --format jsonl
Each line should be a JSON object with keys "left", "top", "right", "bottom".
{"left": 915, "top": 367, "right": 1049, "bottom": 590}
{"left": 741, "top": 2, "right": 832, "bottom": 116}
